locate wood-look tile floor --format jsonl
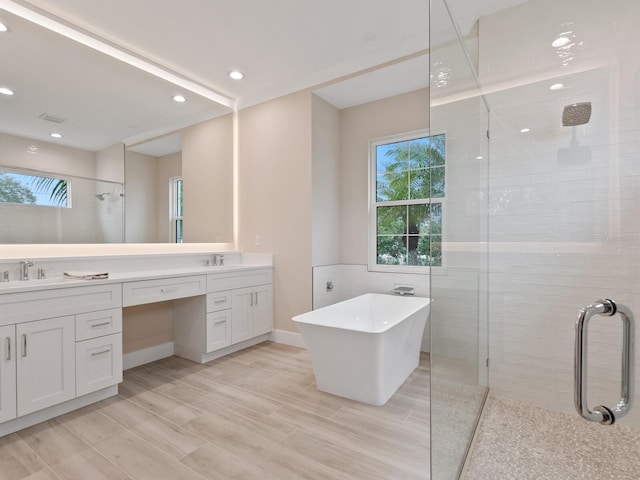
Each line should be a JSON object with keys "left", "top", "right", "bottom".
{"left": 1, "top": 342, "right": 430, "bottom": 480}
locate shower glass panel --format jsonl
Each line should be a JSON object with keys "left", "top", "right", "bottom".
{"left": 429, "top": 0, "right": 490, "bottom": 478}
{"left": 432, "top": 0, "right": 640, "bottom": 478}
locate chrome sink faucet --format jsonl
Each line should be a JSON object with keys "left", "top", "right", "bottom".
{"left": 20, "top": 260, "right": 34, "bottom": 281}
{"left": 209, "top": 254, "right": 225, "bottom": 266}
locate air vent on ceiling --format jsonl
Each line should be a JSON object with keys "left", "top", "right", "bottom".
{"left": 38, "top": 113, "right": 66, "bottom": 123}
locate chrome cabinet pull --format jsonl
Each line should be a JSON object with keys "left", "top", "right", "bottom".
{"left": 214, "top": 320, "right": 226, "bottom": 326}
{"left": 91, "top": 349, "right": 111, "bottom": 356}
{"left": 6, "top": 336, "right": 10, "bottom": 361}
{"left": 91, "top": 321, "right": 111, "bottom": 328}
{"left": 254, "top": 292, "right": 258, "bottom": 306}
{"left": 250, "top": 292, "right": 254, "bottom": 306}
{"left": 213, "top": 298, "right": 226, "bottom": 304}
{"left": 22, "top": 333, "right": 27, "bottom": 357}
{"left": 160, "top": 287, "right": 178, "bottom": 293}
{"left": 575, "top": 298, "right": 635, "bottom": 425}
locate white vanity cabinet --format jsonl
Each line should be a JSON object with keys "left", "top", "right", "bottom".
{"left": 231, "top": 284, "right": 274, "bottom": 342}
{"left": 173, "top": 267, "right": 274, "bottom": 363}
{"left": 0, "top": 283, "right": 123, "bottom": 434}
{"left": 0, "top": 257, "right": 273, "bottom": 436}
{"left": 0, "top": 325, "right": 16, "bottom": 423}
{"left": 16, "top": 316, "right": 76, "bottom": 416}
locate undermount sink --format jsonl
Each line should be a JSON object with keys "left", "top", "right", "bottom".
{"left": 0, "top": 276, "right": 76, "bottom": 290}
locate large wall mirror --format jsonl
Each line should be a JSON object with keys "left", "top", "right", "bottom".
{"left": 0, "top": 9, "right": 233, "bottom": 244}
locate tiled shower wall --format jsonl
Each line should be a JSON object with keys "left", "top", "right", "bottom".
{"left": 480, "top": 0, "right": 640, "bottom": 425}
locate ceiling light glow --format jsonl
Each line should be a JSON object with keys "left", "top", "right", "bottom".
{"left": 228, "top": 70, "right": 244, "bottom": 80}
{"left": 0, "top": 87, "right": 14, "bottom": 95}
{"left": 549, "top": 83, "right": 564, "bottom": 90}
{"left": 520, "top": 128, "right": 531, "bottom": 133}
{"left": 0, "top": 22, "right": 8, "bottom": 32}
{"left": 172, "top": 94, "right": 186, "bottom": 103}
{"left": 0, "top": 2, "right": 234, "bottom": 108}
{"left": 50, "top": 132, "right": 63, "bottom": 138}
{"left": 476, "top": 156, "right": 484, "bottom": 160}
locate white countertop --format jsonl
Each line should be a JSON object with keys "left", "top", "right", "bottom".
{"left": 0, "top": 264, "right": 272, "bottom": 294}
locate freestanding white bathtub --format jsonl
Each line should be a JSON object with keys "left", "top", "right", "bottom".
{"left": 293, "top": 293, "right": 430, "bottom": 406}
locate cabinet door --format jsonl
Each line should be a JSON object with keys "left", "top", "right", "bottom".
{"left": 206, "top": 310, "right": 232, "bottom": 352}
{"left": 252, "top": 284, "right": 274, "bottom": 336}
{"left": 17, "top": 316, "right": 75, "bottom": 416}
{"left": 0, "top": 325, "right": 16, "bottom": 423}
{"left": 231, "top": 288, "right": 253, "bottom": 344}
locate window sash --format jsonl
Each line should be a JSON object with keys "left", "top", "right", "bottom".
{"left": 170, "top": 176, "right": 183, "bottom": 243}
{"left": 0, "top": 168, "right": 71, "bottom": 208}
{"left": 369, "top": 130, "right": 445, "bottom": 272}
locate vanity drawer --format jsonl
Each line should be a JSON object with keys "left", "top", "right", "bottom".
{"left": 0, "top": 284, "right": 122, "bottom": 326}
{"left": 206, "top": 310, "right": 232, "bottom": 352}
{"left": 122, "top": 275, "right": 206, "bottom": 307}
{"left": 75, "top": 308, "right": 122, "bottom": 341}
{"left": 76, "top": 333, "right": 122, "bottom": 396}
{"left": 206, "top": 291, "right": 232, "bottom": 312}
{"left": 207, "top": 268, "right": 273, "bottom": 292}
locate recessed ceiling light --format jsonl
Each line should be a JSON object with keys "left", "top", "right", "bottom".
{"left": 0, "top": 22, "right": 8, "bottom": 32}
{"left": 50, "top": 132, "right": 63, "bottom": 139}
{"left": 552, "top": 36, "right": 571, "bottom": 48}
{"left": 476, "top": 156, "right": 484, "bottom": 160}
{"left": 172, "top": 94, "right": 186, "bottom": 103}
{"left": 0, "top": 87, "right": 14, "bottom": 95}
{"left": 520, "top": 128, "right": 531, "bottom": 133}
{"left": 549, "top": 83, "right": 564, "bottom": 91}
{"left": 228, "top": 70, "right": 244, "bottom": 80}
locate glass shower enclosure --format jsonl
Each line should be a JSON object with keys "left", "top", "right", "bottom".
{"left": 429, "top": 0, "right": 640, "bottom": 478}
{"left": 429, "top": 0, "right": 490, "bottom": 477}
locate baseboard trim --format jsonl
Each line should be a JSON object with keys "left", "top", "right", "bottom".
{"left": 0, "top": 386, "right": 118, "bottom": 437}
{"left": 124, "top": 342, "right": 175, "bottom": 370}
{"left": 269, "top": 329, "right": 306, "bottom": 348}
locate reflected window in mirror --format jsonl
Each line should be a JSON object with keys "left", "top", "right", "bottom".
{"left": 171, "top": 176, "right": 183, "bottom": 243}
{"left": 0, "top": 169, "right": 70, "bottom": 208}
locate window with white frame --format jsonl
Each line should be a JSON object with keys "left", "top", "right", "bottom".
{"left": 170, "top": 176, "right": 183, "bottom": 243}
{"left": 0, "top": 168, "right": 70, "bottom": 208}
{"left": 370, "top": 131, "right": 445, "bottom": 270}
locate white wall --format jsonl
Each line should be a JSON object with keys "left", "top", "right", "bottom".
{"left": 0, "top": 132, "right": 96, "bottom": 178}
{"left": 95, "top": 143, "right": 125, "bottom": 183}
{"left": 125, "top": 150, "right": 158, "bottom": 243}
{"left": 238, "top": 91, "right": 313, "bottom": 333}
{"left": 311, "top": 95, "right": 341, "bottom": 267}
{"left": 182, "top": 114, "right": 233, "bottom": 243}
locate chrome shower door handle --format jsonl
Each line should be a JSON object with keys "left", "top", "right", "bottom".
{"left": 575, "top": 298, "right": 635, "bottom": 425}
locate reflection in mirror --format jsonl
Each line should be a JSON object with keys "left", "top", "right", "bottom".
{"left": 0, "top": 131, "right": 124, "bottom": 243}
{"left": 124, "top": 112, "right": 234, "bottom": 244}
{"left": 0, "top": 8, "right": 232, "bottom": 245}
{"left": 125, "top": 133, "right": 182, "bottom": 243}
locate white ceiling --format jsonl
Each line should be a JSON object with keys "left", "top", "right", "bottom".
{"left": 0, "top": 0, "right": 527, "bottom": 155}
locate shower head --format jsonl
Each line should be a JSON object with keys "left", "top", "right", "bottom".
{"left": 95, "top": 192, "right": 110, "bottom": 201}
{"left": 562, "top": 102, "right": 591, "bottom": 127}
